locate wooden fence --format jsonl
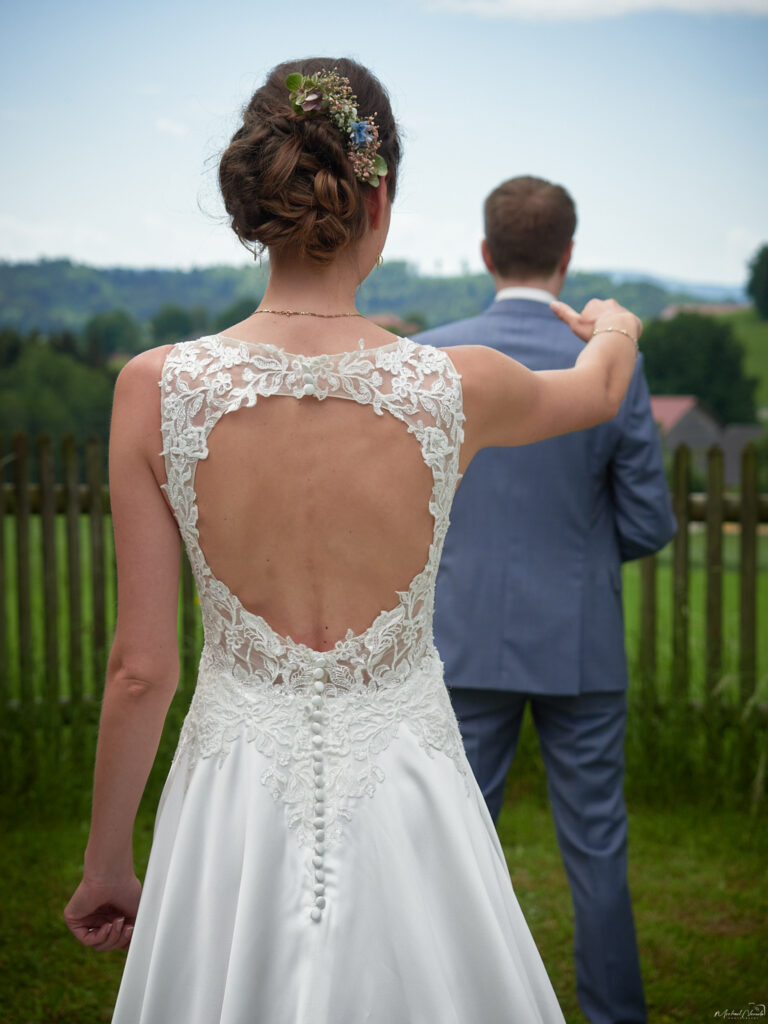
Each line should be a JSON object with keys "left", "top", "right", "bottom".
{"left": 1, "top": 432, "right": 766, "bottom": 798}
{"left": 637, "top": 444, "right": 765, "bottom": 710}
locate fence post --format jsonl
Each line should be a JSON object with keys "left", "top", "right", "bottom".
{"left": 672, "top": 445, "right": 690, "bottom": 703}
{"left": 705, "top": 447, "right": 723, "bottom": 703}
{"left": 739, "top": 444, "right": 758, "bottom": 707}
{"left": 12, "top": 431, "right": 35, "bottom": 783}
{"left": 63, "top": 435, "right": 84, "bottom": 770}
{"left": 639, "top": 555, "right": 657, "bottom": 705}
{"left": 86, "top": 437, "right": 107, "bottom": 695}
{"left": 38, "top": 435, "right": 61, "bottom": 775}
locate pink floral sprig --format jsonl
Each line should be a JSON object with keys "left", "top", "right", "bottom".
{"left": 286, "top": 69, "right": 388, "bottom": 187}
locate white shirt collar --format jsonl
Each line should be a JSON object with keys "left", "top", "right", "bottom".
{"left": 494, "top": 285, "right": 557, "bottom": 305}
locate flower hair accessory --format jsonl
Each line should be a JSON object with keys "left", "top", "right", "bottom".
{"left": 286, "top": 69, "right": 388, "bottom": 187}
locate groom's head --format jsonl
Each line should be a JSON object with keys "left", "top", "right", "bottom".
{"left": 482, "top": 176, "right": 576, "bottom": 296}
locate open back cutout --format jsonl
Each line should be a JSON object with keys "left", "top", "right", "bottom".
{"left": 194, "top": 393, "right": 434, "bottom": 649}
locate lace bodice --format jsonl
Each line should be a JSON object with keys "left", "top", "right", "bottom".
{"left": 160, "top": 334, "right": 467, "bottom": 920}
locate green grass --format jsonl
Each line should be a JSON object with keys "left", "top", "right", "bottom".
{"left": 499, "top": 777, "right": 768, "bottom": 1023}
{"left": 1, "top": 773, "right": 765, "bottom": 1024}
{"left": 717, "top": 308, "right": 768, "bottom": 410}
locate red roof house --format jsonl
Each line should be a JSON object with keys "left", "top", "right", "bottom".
{"left": 649, "top": 396, "right": 761, "bottom": 485}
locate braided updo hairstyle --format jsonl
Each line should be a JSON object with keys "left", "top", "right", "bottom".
{"left": 219, "top": 58, "right": 401, "bottom": 264}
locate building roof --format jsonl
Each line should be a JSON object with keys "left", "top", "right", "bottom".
{"left": 659, "top": 302, "right": 751, "bottom": 321}
{"left": 650, "top": 395, "right": 699, "bottom": 432}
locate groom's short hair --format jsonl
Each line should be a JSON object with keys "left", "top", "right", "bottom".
{"left": 484, "top": 176, "right": 576, "bottom": 280}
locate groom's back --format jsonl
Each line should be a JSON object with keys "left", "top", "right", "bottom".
{"left": 424, "top": 292, "right": 677, "bottom": 696}
{"left": 423, "top": 300, "right": 623, "bottom": 696}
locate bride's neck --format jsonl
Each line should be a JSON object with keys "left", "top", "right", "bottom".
{"left": 261, "top": 247, "right": 369, "bottom": 314}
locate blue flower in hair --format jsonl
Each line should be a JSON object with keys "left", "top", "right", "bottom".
{"left": 348, "top": 120, "right": 373, "bottom": 148}
{"left": 286, "top": 70, "right": 387, "bottom": 185}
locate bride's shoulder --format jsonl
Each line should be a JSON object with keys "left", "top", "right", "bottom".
{"left": 432, "top": 343, "right": 515, "bottom": 383}
{"left": 109, "top": 346, "right": 179, "bottom": 455}
{"left": 116, "top": 333, "right": 219, "bottom": 390}
{"left": 116, "top": 344, "right": 177, "bottom": 391}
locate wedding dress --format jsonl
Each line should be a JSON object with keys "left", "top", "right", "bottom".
{"left": 111, "top": 334, "right": 565, "bottom": 1024}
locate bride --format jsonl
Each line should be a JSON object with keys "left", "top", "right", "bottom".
{"left": 64, "top": 57, "right": 640, "bottom": 1023}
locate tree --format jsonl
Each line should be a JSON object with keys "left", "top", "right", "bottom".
{"left": 48, "top": 329, "right": 80, "bottom": 358}
{"left": 747, "top": 244, "right": 768, "bottom": 320}
{"left": 151, "top": 304, "right": 209, "bottom": 344}
{"left": 214, "top": 296, "right": 262, "bottom": 332}
{"left": 151, "top": 303, "right": 194, "bottom": 344}
{"left": 82, "top": 309, "right": 142, "bottom": 367}
{"left": 641, "top": 313, "right": 757, "bottom": 424}
{"left": 0, "top": 341, "right": 114, "bottom": 447}
{"left": 403, "top": 311, "right": 428, "bottom": 333}
{"left": 0, "top": 326, "right": 24, "bottom": 368}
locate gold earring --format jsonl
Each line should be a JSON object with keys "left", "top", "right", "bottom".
{"left": 376, "top": 252, "right": 384, "bottom": 268}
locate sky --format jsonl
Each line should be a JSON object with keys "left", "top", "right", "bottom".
{"left": 1, "top": 0, "right": 767, "bottom": 288}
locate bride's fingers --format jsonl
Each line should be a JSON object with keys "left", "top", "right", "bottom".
{"left": 69, "top": 916, "right": 133, "bottom": 952}
{"left": 549, "top": 299, "right": 576, "bottom": 323}
{"left": 116, "top": 923, "right": 134, "bottom": 951}
{"left": 550, "top": 301, "right": 591, "bottom": 342}
{"left": 101, "top": 917, "right": 125, "bottom": 951}
{"left": 74, "top": 920, "right": 113, "bottom": 949}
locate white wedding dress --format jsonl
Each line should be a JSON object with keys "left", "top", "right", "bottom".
{"left": 111, "top": 334, "right": 565, "bottom": 1024}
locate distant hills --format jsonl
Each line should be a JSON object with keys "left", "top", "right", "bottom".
{"left": 605, "top": 271, "right": 747, "bottom": 304}
{"left": 0, "top": 257, "right": 750, "bottom": 334}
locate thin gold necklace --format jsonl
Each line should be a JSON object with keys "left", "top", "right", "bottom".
{"left": 252, "top": 308, "right": 364, "bottom": 319}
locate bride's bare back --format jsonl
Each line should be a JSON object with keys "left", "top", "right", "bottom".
{"left": 195, "top": 372, "right": 433, "bottom": 651}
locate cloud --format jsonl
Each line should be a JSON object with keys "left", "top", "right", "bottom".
{"left": 0, "top": 214, "right": 109, "bottom": 261}
{"left": 154, "top": 117, "right": 189, "bottom": 138}
{"left": 423, "top": 0, "right": 768, "bottom": 18}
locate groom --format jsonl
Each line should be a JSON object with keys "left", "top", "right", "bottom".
{"left": 420, "top": 176, "right": 676, "bottom": 1024}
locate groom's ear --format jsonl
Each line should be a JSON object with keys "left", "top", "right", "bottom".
{"left": 559, "top": 239, "right": 574, "bottom": 276}
{"left": 366, "top": 176, "right": 390, "bottom": 230}
{"left": 481, "top": 239, "right": 496, "bottom": 275}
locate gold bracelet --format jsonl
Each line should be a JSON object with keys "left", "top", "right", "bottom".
{"left": 590, "top": 326, "right": 639, "bottom": 352}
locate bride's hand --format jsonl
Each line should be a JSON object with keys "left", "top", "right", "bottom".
{"left": 64, "top": 874, "right": 141, "bottom": 951}
{"left": 551, "top": 298, "right": 642, "bottom": 345}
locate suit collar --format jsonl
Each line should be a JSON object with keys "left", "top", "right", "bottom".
{"left": 494, "top": 286, "right": 556, "bottom": 304}
{"left": 486, "top": 298, "right": 558, "bottom": 320}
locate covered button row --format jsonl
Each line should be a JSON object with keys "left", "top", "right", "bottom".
{"left": 309, "top": 665, "right": 327, "bottom": 923}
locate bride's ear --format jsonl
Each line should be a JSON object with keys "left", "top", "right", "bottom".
{"left": 366, "top": 176, "right": 390, "bottom": 231}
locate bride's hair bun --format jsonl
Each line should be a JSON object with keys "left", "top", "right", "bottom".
{"left": 219, "top": 57, "right": 401, "bottom": 264}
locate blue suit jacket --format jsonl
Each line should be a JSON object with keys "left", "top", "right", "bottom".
{"left": 420, "top": 299, "right": 676, "bottom": 695}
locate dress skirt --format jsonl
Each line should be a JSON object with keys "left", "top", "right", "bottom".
{"left": 111, "top": 726, "right": 565, "bottom": 1024}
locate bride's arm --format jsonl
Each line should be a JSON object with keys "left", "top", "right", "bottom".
{"left": 447, "top": 299, "right": 641, "bottom": 469}
{"left": 64, "top": 346, "right": 179, "bottom": 952}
